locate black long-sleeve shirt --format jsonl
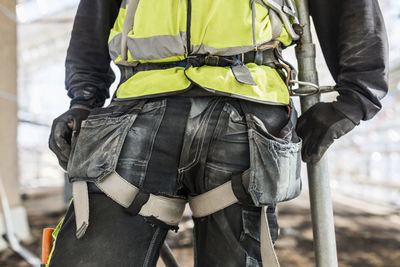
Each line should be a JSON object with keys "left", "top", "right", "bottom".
{"left": 65, "top": 0, "right": 388, "bottom": 123}
{"left": 66, "top": 0, "right": 121, "bottom": 108}
{"left": 310, "top": 0, "right": 388, "bottom": 123}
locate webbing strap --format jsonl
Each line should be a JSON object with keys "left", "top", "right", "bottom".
{"left": 269, "top": 9, "right": 283, "bottom": 40}
{"left": 72, "top": 181, "right": 89, "bottom": 239}
{"left": 140, "top": 194, "right": 186, "bottom": 226}
{"left": 261, "top": 206, "right": 280, "bottom": 267}
{"left": 254, "top": 0, "right": 282, "bottom": 41}
{"left": 97, "top": 172, "right": 186, "bottom": 226}
{"left": 72, "top": 172, "right": 186, "bottom": 239}
{"left": 186, "top": 55, "right": 256, "bottom": 86}
{"left": 260, "top": 0, "right": 300, "bottom": 41}
{"left": 73, "top": 173, "right": 279, "bottom": 266}
{"left": 189, "top": 182, "right": 280, "bottom": 267}
{"left": 121, "top": 0, "right": 140, "bottom": 63}
{"left": 95, "top": 171, "right": 139, "bottom": 208}
{"left": 189, "top": 181, "right": 238, "bottom": 218}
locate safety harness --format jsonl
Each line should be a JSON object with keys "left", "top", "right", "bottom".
{"left": 119, "top": 40, "right": 298, "bottom": 95}
{"left": 73, "top": 169, "right": 281, "bottom": 267}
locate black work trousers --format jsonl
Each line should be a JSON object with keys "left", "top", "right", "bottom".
{"left": 49, "top": 96, "right": 297, "bottom": 267}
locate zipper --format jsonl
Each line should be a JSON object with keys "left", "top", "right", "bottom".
{"left": 186, "top": 0, "right": 192, "bottom": 55}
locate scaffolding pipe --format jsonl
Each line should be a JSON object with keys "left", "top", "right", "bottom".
{"left": 294, "top": 0, "right": 339, "bottom": 267}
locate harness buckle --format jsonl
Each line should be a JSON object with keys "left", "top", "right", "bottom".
{"left": 205, "top": 55, "right": 220, "bottom": 66}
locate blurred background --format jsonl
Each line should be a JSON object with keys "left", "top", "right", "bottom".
{"left": 0, "top": 0, "right": 399, "bottom": 266}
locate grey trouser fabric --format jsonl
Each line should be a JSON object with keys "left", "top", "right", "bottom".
{"left": 49, "top": 96, "right": 298, "bottom": 267}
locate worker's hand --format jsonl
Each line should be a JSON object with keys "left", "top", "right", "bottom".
{"left": 295, "top": 102, "right": 356, "bottom": 164}
{"left": 49, "top": 105, "right": 91, "bottom": 170}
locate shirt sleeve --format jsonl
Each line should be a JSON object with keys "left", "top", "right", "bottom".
{"left": 309, "top": 0, "right": 389, "bottom": 123}
{"left": 65, "top": 0, "right": 122, "bottom": 108}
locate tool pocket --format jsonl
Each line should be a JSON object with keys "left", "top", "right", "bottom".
{"left": 245, "top": 103, "right": 302, "bottom": 206}
{"left": 67, "top": 100, "right": 145, "bottom": 183}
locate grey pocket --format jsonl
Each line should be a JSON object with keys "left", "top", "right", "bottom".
{"left": 67, "top": 101, "right": 145, "bottom": 183}
{"left": 246, "top": 106, "right": 302, "bottom": 206}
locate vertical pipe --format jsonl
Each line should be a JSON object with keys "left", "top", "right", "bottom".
{"left": 294, "top": 0, "right": 339, "bottom": 266}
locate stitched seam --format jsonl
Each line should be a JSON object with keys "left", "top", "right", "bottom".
{"left": 140, "top": 100, "right": 167, "bottom": 186}
{"left": 179, "top": 98, "right": 221, "bottom": 172}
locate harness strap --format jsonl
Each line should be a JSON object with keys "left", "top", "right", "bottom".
{"left": 95, "top": 171, "right": 139, "bottom": 207}
{"left": 254, "top": 0, "right": 283, "bottom": 41}
{"left": 119, "top": 47, "right": 282, "bottom": 87}
{"left": 243, "top": 49, "right": 278, "bottom": 68}
{"left": 189, "top": 179, "right": 280, "bottom": 267}
{"left": 73, "top": 173, "right": 280, "bottom": 266}
{"left": 120, "top": 0, "right": 140, "bottom": 66}
{"left": 126, "top": 49, "right": 278, "bottom": 72}
{"left": 72, "top": 181, "right": 89, "bottom": 239}
{"left": 125, "top": 190, "right": 150, "bottom": 216}
{"left": 72, "top": 172, "right": 186, "bottom": 239}
{"left": 98, "top": 172, "right": 186, "bottom": 226}
{"left": 189, "top": 181, "right": 238, "bottom": 218}
{"left": 261, "top": 206, "right": 280, "bottom": 267}
{"left": 260, "top": 0, "right": 301, "bottom": 41}
{"left": 269, "top": 9, "right": 284, "bottom": 40}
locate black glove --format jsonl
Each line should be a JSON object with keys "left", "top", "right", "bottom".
{"left": 296, "top": 102, "right": 357, "bottom": 164}
{"left": 49, "top": 105, "right": 91, "bottom": 170}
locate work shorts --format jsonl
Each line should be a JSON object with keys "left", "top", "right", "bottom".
{"left": 49, "top": 96, "right": 301, "bottom": 267}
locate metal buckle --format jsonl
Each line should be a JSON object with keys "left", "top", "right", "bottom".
{"left": 205, "top": 55, "right": 219, "bottom": 66}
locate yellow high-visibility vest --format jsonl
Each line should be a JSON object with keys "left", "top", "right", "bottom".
{"left": 109, "top": 0, "right": 299, "bottom": 105}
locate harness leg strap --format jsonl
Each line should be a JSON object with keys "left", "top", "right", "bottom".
{"left": 261, "top": 206, "right": 280, "bottom": 267}
{"left": 72, "top": 181, "right": 89, "bottom": 239}
{"left": 72, "top": 172, "right": 186, "bottom": 239}
{"left": 189, "top": 175, "right": 281, "bottom": 267}
{"left": 95, "top": 172, "right": 186, "bottom": 226}
{"left": 125, "top": 190, "right": 150, "bottom": 216}
{"left": 189, "top": 180, "right": 238, "bottom": 218}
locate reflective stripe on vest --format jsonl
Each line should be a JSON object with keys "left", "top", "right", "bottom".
{"left": 109, "top": 0, "right": 298, "bottom": 105}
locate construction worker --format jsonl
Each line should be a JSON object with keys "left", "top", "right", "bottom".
{"left": 48, "top": 0, "right": 388, "bottom": 266}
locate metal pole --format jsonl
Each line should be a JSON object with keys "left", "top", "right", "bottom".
{"left": 294, "top": 1, "right": 338, "bottom": 267}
